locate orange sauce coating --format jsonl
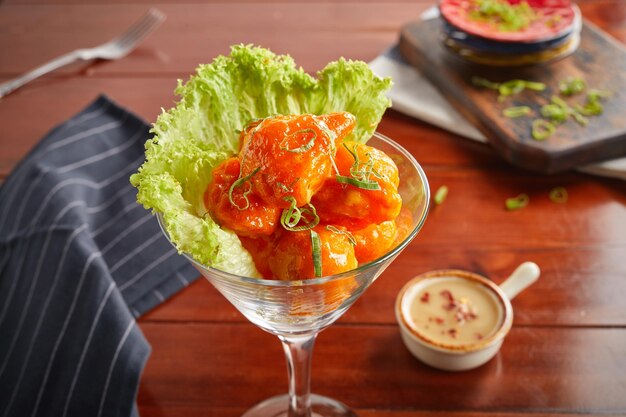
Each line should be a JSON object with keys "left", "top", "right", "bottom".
{"left": 203, "top": 157, "right": 280, "bottom": 237}
{"left": 312, "top": 141, "right": 402, "bottom": 229}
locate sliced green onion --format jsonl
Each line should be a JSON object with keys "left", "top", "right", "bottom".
{"left": 315, "top": 120, "right": 341, "bottom": 176}
{"left": 587, "top": 89, "right": 611, "bottom": 102}
{"left": 524, "top": 81, "right": 547, "bottom": 91}
{"left": 550, "top": 96, "right": 570, "bottom": 111}
{"left": 241, "top": 118, "right": 267, "bottom": 141}
{"left": 576, "top": 101, "right": 603, "bottom": 116}
{"left": 549, "top": 186, "right": 568, "bottom": 204}
{"left": 276, "top": 177, "right": 300, "bottom": 193}
{"left": 499, "top": 80, "right": 526, "bottom": 97}
{"left": 505, "top": 194, "right": 529, "bottom": 211}
{"left": 326, "top": 225, "right": 356, "bottom": 246}
{"left": 280, "top": 196, "right": 302, "bottom": 228}
{"left": 280, "top": 196, "right": 319, "bottom": 232}
{"left": 310, "top": 230, "right": 322, "bottom": 277}
{"left": 337, "top": 143, "right": 381, "bottom": 190}
{"left": 503, "top": 106, "right": 532, "bottom": 118}
{"left": 343, "top": 143, "right": 361, "bottom": 169}
{"left": 531, "top": 119, "right": 556, "bottom": 141}
{"left": 336, "top": 175, "right": 380, "bottom": 190}
{"left": 540, "top": 103, "right": 568, "bottom": 123}
{"left": 434, "top": 185, "right": 448, "bottom": 205}
{"left": 571, "top": 111, "right": 589, "bottom": 126}
{"left": 472, "top": 76, "right": 544, "bottom": 99}
{"left": 228, "top": 167, "right": 260, "bottom": 210}
{"left": 280, "top": 128, "right": 317, "bottom": 153}
{"left": 471, "top": 76, "right": 500, "bottom": 90}
{"left": 559, "top": 77, "right": 586, "bottom": 96}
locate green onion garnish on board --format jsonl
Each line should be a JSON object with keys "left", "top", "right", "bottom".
{"left": 505, "top": 194, "right": 529, "bottom": 211}
{"left": 499, "top": 80, "right": 527, "bottom": 97}
{"left": 571, "top": 111, "right": 589, "bottom": 126}
{"left": 549, "top": 187, "right": 568, "bottom": 204}
{"left": 531, "top": 119, "right": 556, "bottom": 141}
{"left": 310, "top": 230, "right": 322, "bottom": 277}
{"left": 587, "top": 89, "right": 611, "bottom": 102}
{"left": 523, "top": 81, "right": 547, "bottom": 91}
{"left": 540, "top": 103, "right": 568, "bottom": 124}
{"left": 576, "top": 101, "right": 603, "bottom": 116}
{"left": 503, "top": 106, "right": 532, "bottom": 118}
{"left": 471, "top": 77, "right": 545, "bottom": 99}
{"left": 559, "top": 77, "right": 586, "bottom": 96}
{"left": 577, "top": 89, "right": 611, "bottom": 116}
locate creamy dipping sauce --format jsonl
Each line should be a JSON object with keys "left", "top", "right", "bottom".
{"left": 403, "top": 277, "right": 503, "bottom": 347}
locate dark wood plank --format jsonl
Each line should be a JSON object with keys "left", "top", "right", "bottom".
{"left": 399, "top": 19, "right": 626, "bottom": 173}
{"left": 137, "top": 322, "right": 626, "bottom": 413}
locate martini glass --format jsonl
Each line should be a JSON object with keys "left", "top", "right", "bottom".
{"left": 157, "top": 132, "right": 430, "bottom": 416}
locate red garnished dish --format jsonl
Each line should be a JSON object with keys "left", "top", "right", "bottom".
{"left": 440, "top": 0, "right": 577, "bottom": 43}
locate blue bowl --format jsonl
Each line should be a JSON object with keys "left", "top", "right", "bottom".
{"left": 441, "top": 19, "right": 576, "bottom": 55}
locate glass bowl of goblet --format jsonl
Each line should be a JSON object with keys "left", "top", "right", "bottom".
{"left": 156, "top": 132, "right": 430, "bottom": 417}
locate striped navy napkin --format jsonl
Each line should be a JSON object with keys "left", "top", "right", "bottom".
{"left": 0, "top": 95, "right": 198, "bottom": 417}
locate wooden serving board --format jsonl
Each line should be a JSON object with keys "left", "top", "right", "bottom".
{"left": 399, "top": 18, "right": 626, "bottom": 174}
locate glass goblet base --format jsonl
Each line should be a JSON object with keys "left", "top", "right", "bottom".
{"left": 243, "top": 394, "right": 357, "bottom": 417}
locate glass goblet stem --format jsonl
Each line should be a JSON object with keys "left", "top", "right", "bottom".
{"left": 279, "top": 333, "right": 318, "bottom": 417}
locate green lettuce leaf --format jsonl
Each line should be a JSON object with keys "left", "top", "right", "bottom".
{"left": 130, "top": 44, "right": 392, "bottom": 276}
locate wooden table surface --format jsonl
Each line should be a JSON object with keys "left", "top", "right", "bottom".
{"left": 1, "top": 0, "right": 625, "bottom": 416}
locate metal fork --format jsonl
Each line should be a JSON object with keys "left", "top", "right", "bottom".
{"left": 0, "top": 8, "right": 165, "bottom": 99}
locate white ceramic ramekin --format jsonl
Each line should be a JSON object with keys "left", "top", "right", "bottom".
{"left": 395, "top": 263, "right": 540, "bottom": 371}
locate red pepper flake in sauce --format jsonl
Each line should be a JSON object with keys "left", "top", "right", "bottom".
{"left": 439, "top": 289, "right": 479, "bottom": 325}
{"left": 440, "top": 289, "right": 457, "bottom": 310}
{"left": 434, "top": 317, "right": 445, "bottom": 325}
{"left": 448, "top": 328, "right": 457, "bottom": 338}
{"left": 475, "top": 333, "right": 484, "bottom": 340}
{"left": 420, "top": 291, "right": 430, "bottom": 303}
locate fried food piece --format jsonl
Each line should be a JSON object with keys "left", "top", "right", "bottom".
{"left": 351, "top": 221, "right": 398, "bottom": 264}
{"left": 312, "top": 141, "right": 402, "bottom": 229}
{"left": 239, "top": 113, "right": 355, "bottom": 208}
{"left": 204, "top": 157, "right": 280, "bottom": 237}
{"left": 268, "top": 226, "right": 358, "bottom": 280}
